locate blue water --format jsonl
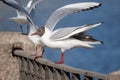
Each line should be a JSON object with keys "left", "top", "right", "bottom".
{"left": 0, "top": 0, "right": 120, "bottom": 74}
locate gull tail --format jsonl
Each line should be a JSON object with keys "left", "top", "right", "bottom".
{"left": 67, "top": 22, "right": 103, "bottom": 38}
{"left": 70, "top": 22, "right": 104, "bottom": 45}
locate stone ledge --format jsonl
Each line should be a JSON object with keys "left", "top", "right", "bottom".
{"left": 108, "top": 70, "right": 120, "bottom": 80}
{"left": 0, "top": 32, "right": 120, "bottom": 80}
{"left": 0, "top": 32, "right": 42, "bottom": 80}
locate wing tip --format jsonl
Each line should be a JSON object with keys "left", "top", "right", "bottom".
{"left": 100, "top": 40, "right": 104, "bottom": 44}
{"left": 97, "top": 22, "right": 104, "bottom": 27}
{"left": 97, "top": 22, "right": 104, "bottom": 26}
{"left": 82, "top": 2, "right": 102, "bottom": 11}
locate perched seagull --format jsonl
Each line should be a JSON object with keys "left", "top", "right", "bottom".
{"left": 0, "top": 0, "right": 44, "bottom": 60}
{"left": 24, "top": 2, "right": 102, "bottom": 61}
{"left": 9, "top": 0, "right": 42, "bottom": 34}
{"left": 27, "top": 17, "right": 45, "bottom": 60}
{"left": 32, "top": 22, "right": 103, "bottom": 64}
{"left": 30, "top": 2, "right": 103, "bottom": 64}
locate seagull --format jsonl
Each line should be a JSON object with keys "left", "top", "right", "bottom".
{"left": 24, "top": 2, "right": 102, "bottom": 61}
{"left": 30, "top": 2, "right": 103, "bottom": 64}
{"left": 9, "top": 0, "right": 42, "bottom": 34}
{"left": 27, "top": 17, "right": 45, "bottom": 60}
{"left": 32, "top": 22, "right": 103, "bottom": 64}
{"left": 0, "top": 0, "right": 44, "bottom": 60}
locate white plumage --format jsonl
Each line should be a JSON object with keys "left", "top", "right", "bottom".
{"left": 31, "top": 2, "right": 102, "bottom": 64}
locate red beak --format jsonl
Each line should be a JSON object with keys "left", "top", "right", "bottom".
{"left": 31, "top": 32, "right": 39, "bottom": 36}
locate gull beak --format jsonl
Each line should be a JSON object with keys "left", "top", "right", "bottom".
{"left": 31, "top": 32, "right": 39, "bottom": 36}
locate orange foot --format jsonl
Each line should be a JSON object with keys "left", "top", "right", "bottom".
{"left": 54, "top": 53, "right": 64, "bottom": 64}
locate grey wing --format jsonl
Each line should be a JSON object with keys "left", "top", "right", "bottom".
{"left": 16, "top": 0, "right": 24, "bottom": 16}
{"left": 1, "top": 0, "right": 30, "bottom": 17}
{"left": 45, "top": 2, "right": 101, "bottom": 31}
{"left": 29, "top": 9, "right": 35, "bottom": 19}
{"left": 1, "top": 0, "right": 36, "bottom": 29}
{"left": 50, "top": 22, "right": 102, "bottom": 41}
{"left": 50, "top": 27, "right": 79, "bottom": 40}
{"left": 26, "top": 0, "right": 42, "bottom": 18}
{"left": 16, "top": 10, "right": 24, "bottom": 16}
{"left": 27, "top": 0, "right": 42, "bottom": 13}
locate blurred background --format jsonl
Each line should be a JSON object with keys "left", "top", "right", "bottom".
{"left": 0, "top": 0, "right": 120, "bottom": 74}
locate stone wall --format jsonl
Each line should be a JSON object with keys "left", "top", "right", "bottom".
{"left": 108, "top": 70, "right": 120, "bottom": 80}
{"left": 0, "top": 32, "right": 42, "bottom": 80}
{"left": 0, "top": 32, "right": 120, "bottom": 80}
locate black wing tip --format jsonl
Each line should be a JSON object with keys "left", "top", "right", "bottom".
{"left": 99, "top": 3, "right": 102, "bottom": 7}
{"left": 101, "top": 22, "right": 104, "bottom": 24}
{"left": 82, "top": 3, "right": 102, "bottom": 11}
{"left": 95, "top": 22, "right": 104, "bottom": 25}
{"left": 90, "top": 3, "right": 102, "bottom": 9}
{"left": 27, "top": 17, "right": 32, "bottom": 24}
{"left": 1, "top": 0, "right": 6, "bottom": 3}
{"left": 95, "top": 3, "right": 102, "bottom": 8}
{"left": 100, "top": 41, "right": 104, "bottom": 44}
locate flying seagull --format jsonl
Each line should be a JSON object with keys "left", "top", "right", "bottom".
{"left": 30, "top": 2, "right": 103, "bottom": 63}
{"left": 10, "top": 0, "right": 42, "bottom": 34}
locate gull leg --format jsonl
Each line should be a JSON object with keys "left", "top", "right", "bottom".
{"left": 34, "top": 47, "right": 39, "bottom": 61}
{"left": 40, "top": 47, "right": 45, "bottom": 58}
{"left": 27, "top": 24, "right": 29, "bottom": 34}
{"left": 20, "top": 25, "right": 24, "bottom": 34}
{"left": 55, "top": 53, "right": 64, "bottom": 64}
{"left": 33, "top": 47, "right": 44, "bottom": 61}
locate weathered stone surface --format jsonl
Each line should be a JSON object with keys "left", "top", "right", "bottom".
{"left": 0, "top": 32, "right": 42, "bottom": 80}
{"left": 108, "top": 70, "right": 120, "bottom": 80}
{"left": 1, "top": 32, "right": 120, "bottom": 80}
{"left": 0, "top": 43, "right": 19, "bottom": 80}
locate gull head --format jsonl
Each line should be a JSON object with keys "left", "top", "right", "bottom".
{"left": 31, "top": 27, "right": 45, "bottom": 36}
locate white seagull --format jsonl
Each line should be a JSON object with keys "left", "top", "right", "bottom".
{"left": 30, "top": 2, "right": 103, "bottom": 64}
{"left": 21, "top": 2, "right": 102, "bottom": 61}
{"left": 32, "top": 23, "right": 103, "bottom": 64}
{"left": 27, "top": 17, "right": 45, "bottom": 60}
{"left": 9, "top": 0, "right": 42, "bottom": 34}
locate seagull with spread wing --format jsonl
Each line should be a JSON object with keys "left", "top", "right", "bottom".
{"left": 31, "top": 2, "right": 103, "bottom": 64}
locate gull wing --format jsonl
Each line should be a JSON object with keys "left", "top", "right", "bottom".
{"left": 45, "top": 2, "right": 101, "bottom": 31}
{"left": 16, "top": 9, "right": 24, "bottom": 16}
{"left": 26, "top": 0, "right": 42, "bottom": 18}
{"left": 0, "top": 0, "right": 37, "bottom": 28}
{"left": 26, "top": 0, "right": 42, "bottom": 13}
{"left": 15, "top": 0, "right": 23, "bottom": 16}
{"left": 1, "top": 0, "right": 30, "bottom": 17}
{"left": 50, "top": 22, "right": 102, "bottom": 41}
{"left": 50, "top": 27, "right": 79, "bottom": 40}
